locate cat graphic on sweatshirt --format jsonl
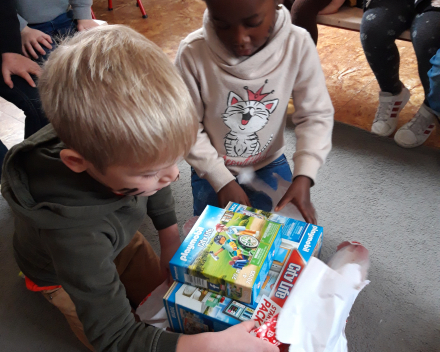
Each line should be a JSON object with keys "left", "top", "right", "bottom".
{"left": 222, "top": 81, "right": 279, "bottom": 158}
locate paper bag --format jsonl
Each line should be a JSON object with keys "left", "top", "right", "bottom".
{"left": 276, "top": 242, "right": 370, "bottom": 352}
{"left": 136, "top": 281, "right": 170, "bottom": 329}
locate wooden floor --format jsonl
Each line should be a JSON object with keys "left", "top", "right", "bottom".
{"left": 1, "top": 0, "right": 438, "bottom": 149}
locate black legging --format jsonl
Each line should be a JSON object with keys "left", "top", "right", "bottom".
{"left": 360, "top": 0, "right": 440, "bottom": 102}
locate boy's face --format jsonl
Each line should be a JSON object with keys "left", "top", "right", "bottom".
{"left": 88, "top": 161, "right": 180, "bottom": 197}
{"left": 206, "top": 0, "right": 279, "bottom": 57}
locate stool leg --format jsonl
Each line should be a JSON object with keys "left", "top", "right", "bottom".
{"left": 136, "top": 0, "right": 148, "bottom": 18}
{"left": 91, "top": 9, "right": 96, "bottom": 19}
{"left": 108, "top": 0, "right": 113, "bottom": 11}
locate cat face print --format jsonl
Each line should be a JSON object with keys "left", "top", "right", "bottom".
{"left": 222, "top": 91, "right": 279, "bottom": 134}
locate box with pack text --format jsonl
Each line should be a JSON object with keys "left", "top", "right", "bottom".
{"left": 164, "top": 224, "right": 323, "bottom": 333}
{"left": 169, "top": 205, "right": 283, "bottom": 304}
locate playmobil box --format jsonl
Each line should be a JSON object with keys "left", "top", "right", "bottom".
{"left": 163, "top": 281, "right": 258, "bottom": 334}
{"left": 225, "top": 202, "right": 322, "bottom": 253}
{"left": 164, "top": 228, "right": 323, "bottom": 333}
{"left": 169, "top": 205, "right": 283, "bottom": 304}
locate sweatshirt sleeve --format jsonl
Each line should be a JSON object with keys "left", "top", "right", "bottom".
{"left": 0, "top": 0, "right": 22, "bottom": 54}
{"left": 69, "top": 0, "right": 93, "bottom": 20}
{"left": 17, "top": 13, "right": 28, "bottom": 32}
{"left": 290, "top": 33, "right": 334, "bottom": 184}
{"left": 41, "top": 227, "right": 181, "bottom": 352}
{"left": 147, "top": 186, "right": 178, "bottom": 230}
{"left": 175, "top": 41, "right": 235, "bottom": 192}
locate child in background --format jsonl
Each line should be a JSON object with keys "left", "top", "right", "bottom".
{"left": 1, "top": 26, "right": 277, "bottom": 352}
{"left": 176, "top": 0, "right": 334, "bottom": 224}
{"left": 360, "top": 0, "right": 440, "bottom": 148}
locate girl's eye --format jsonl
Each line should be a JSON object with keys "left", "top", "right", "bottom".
{"left": 142, "top": 174, "right": 157, "bottom": 179}
{"left": 246, "top": 20, "right": 263, "bottom": 28}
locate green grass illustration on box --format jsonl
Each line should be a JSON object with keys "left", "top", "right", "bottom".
{"left": 170, "top": 205, "right": 282, "bottom": 304}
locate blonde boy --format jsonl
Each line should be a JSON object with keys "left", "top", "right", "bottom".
{"left": 1, "top": 25, "right": 277, "bottom": 352}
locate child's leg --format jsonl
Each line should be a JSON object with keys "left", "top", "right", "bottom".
{"left": 240, "top": 155, "right": 293, "bottom": 211}
{"left": 191, "top": 168, "right": 220, "bottom": 216}
{"left": 41, "top": 287, "right": 94, "bottom": 351}
{"left": 428, "top": 49, "right": 440, "bottom": 114}
{"left": 360, "top": 0, "right": 414, "bottom": 95}
{"left": 114, "top": 231, "right": 164, "bottom": 308}
{"left": 290, "top": 0, "right": 333, "bottom": 44}
{"left": 410, "top": 9, "right": 440, "bottom": 102}
{"left": 39, "top": 232, "right": 162, "bottom": 352}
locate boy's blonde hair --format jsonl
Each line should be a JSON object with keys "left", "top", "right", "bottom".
{"left": 39, "top": 25, "right": 198, "bottom": 172}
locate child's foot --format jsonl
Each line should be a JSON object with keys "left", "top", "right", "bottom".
{"left": 371, "top": 87, "right": 410, "bottom": 137}
{"left": 394, "top": 104, "right": 438, "bottom": 148}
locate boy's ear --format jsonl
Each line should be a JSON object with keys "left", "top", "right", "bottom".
{"left": 60, "top": 149, "right": 89, "bottom": 173}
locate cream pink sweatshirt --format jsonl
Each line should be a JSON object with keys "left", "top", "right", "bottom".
{"left": 175, "top": 6, "right": 334, "bottom": 192}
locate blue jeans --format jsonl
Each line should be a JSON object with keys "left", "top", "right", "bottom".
{"left": 428, "top": 49, "right": 440, "bottom": 114}
{"left": 191, "top": 155, "right": 293, "bottom": 216}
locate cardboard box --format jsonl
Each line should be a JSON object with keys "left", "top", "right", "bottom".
{"left": 163, "top": 282, "right": 258, "bottom": 334}
{"left": 164, "top": 225, "right": 323, "bottom": 333}
{"left": 169, "top": 205, "right": 283, "bottom": 304}
{"left": 225, "top": 202, "right": 321, "bottom": 250}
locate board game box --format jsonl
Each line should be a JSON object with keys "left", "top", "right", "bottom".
{"left": 164, "top": 224, "right": 323, "bottom": 333}
{"left": 169, "top": 205, "right": 283, "bottom": 304}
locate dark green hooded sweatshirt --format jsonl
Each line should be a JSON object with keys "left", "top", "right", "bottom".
{"left": 1, "top": 124, "right": 181, "bottom": 351}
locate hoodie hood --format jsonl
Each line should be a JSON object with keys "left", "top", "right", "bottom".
{"left": 1, "top": 124, "right": 133, "bottom": 230}
{"left": 202, "top": 5, "right": 291, "bottom": 80}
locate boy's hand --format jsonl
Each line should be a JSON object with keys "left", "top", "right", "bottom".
{"left": 275, "top": 176, "right": 317, "bottom": 224}
{"left": 77, "top": 19, "right": 100, "bottom": 32}
{"left": 1, "top": 53, "right": 41, "bottom": 88}
{"left": 217, "top": 180, "right": 251, "bottom": 208}
{"left": 176, "top": 320, "right": 279, "bottom": 352}
{"left": 158, "top": 224, "right": 181, "bottom": 285}
{"left": 21, "top": 26, "right": 53, "bottom": 59}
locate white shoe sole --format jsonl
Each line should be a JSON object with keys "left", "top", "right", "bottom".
{"left": 371, "top": 88, "right": 411, "bottom": 137}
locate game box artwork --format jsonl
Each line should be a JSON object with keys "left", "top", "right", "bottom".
{"left": 225, "top": 202, "right": 316, "bottom": 247}
{"left": 164, "top": 223, "right": 323, "bottom": 333}
{"left": 169, "top": 205, "right": 283, "bottom": 304}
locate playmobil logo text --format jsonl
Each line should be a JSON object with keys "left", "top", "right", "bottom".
{"left": 180, "top": 227, "right": 204, "bottom": 262}
{"left": 302, "top": 225, "right": 318, "bottom": 253}
{"left": 274, "top": 263, "right": 301, "bottom": 299}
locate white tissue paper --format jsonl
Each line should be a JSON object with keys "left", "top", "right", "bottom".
{"left": 237, "top": 168, "right": 305, "bottom": 222}
{"left": 276, "top": 242, "right": 370, "bottom": 352}
{"left": 135, "top": 281, "right": 170, "bottom": 329}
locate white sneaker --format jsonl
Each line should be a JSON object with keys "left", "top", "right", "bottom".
{"left": 371, "top": 87, "right": 410, "bottom": 137}
{"left": 394, "top": 104, "right": 438, "bottom": 148}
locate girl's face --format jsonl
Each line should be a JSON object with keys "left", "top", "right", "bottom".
{"left": 206, "top": 0, "right": 280, "bottom": 57}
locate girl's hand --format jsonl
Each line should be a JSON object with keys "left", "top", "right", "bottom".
{"left": 275, "top": 175, "right": 317, "bottom": 224}
{"left": 1, "top": 53, "right": 41, "bottom": 88}
{"left": 21, "top": 26, "right": 53, "bottom": 59}
{"left": 217, "top": 180, "right": 251, "bottom": 208}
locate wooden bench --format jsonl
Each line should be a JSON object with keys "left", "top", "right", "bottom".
{"left": 316, "top": 6, "right": 411, "bottom": 41}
